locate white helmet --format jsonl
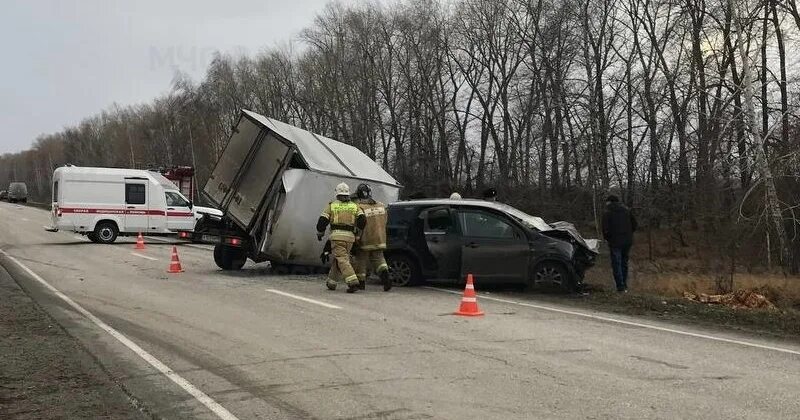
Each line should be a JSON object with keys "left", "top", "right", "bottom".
{"left": 449, "top": 192, "right": 462, "bottom": 200}
{"left": 335, "top": 182, "right": 350, "bottom": 196}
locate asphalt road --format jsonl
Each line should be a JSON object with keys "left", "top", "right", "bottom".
{"left": 1, "top": 200, "right": 799, "bottom": 420}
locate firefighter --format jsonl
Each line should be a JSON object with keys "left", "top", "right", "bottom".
{"left": 317, "top": 183, "right": 366, "bottom": 293}
{"left": 352, "top": 183, "right": 392, "bottom": 291}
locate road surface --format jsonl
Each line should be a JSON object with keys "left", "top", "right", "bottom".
{"left": 0, "top": 200, "right": 798, "bottom": 419}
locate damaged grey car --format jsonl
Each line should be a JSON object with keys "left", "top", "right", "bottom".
{"left": 385, "top": 199, "right": 599, "bottom": 292}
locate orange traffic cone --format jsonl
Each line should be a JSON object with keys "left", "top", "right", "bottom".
{"left": 135, "top": 232, "right": 146, "bottom": 250}
{"left": 454, "top": 274, "right": 484, "bottom": 316}
{"left": 167, "top": 246, "right": 184, "bottom": 273}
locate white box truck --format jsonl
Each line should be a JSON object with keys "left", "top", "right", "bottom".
{"left": 195, "top": 110, "right": 401, "bottom": 271}
{"left": 46, "top": 166, "right": 197, "bottom": 243}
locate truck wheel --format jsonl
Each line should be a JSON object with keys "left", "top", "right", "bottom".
{"left": 93, "top": 222, "right": 118, "bottom": 244}
{"left": 214, "top": 244, "right": 247, "bottom": 270}
{"left": 386, "top": 254, "right": 421, "bottom": 287}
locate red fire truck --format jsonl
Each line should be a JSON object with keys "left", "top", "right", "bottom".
{"left": 158, "top": 166, "right": 195, "bottom": 201}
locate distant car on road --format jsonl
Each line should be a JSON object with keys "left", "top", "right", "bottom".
{"left": 0, "top": 190, "right": 7, "bottom": 200}
{"left": 385, "top": 199, "right": 598, "bottom": 292}
{"left": 8, "top": 182, "right": 28, "bottom": 203}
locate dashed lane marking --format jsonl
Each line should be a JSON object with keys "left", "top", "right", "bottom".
{"left": 145, "top": 236, "right": 215, "bottom": 251}
{"left": 424, "top": 287, "right": 800, "bottom": 356}
{"left": 130, "top": 252, "right": 158, "bottom": 261}
{"left": 0, "top": 249, "right": 240, "bottom": 420}
{"left": 266, "top": 289, "right": 342, "bottom": 310}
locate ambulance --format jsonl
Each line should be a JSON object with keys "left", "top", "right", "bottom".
{"left": 46, "top": 166, "right": 197, "bottom": 243}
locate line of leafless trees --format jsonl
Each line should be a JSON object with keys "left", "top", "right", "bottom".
{"left": 2, "top": 0, "right": 800, "bottom": 271}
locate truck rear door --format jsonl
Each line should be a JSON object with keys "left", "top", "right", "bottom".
{"left": 227, "top": 132, "right": 291, "bottom": 229}
{"left": 203, "top": 115, "right": 292, "bottom": 230}
{"left": 204, "top": 116, "right": 263, "bottom": 208}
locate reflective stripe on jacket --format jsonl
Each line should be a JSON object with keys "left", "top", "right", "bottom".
{"left": 321, "top": 200, "right": 362, "bottom": 242}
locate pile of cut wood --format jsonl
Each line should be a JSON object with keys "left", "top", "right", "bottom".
{"left": 683, "top": 289, "right": 776, "bottom": 310}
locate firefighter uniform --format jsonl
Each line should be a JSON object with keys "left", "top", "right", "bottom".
{"left": 353, "top": 197, "right": 391, "bottom": 291}
{"left": 318, "top": 196, "right": 365, "bottom": 292}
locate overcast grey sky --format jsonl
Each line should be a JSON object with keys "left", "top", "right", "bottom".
{"left": 0, "top": 0, "right": 342, "bottom": 154}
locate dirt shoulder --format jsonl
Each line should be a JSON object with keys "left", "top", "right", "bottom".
{"left": 534, "top": 289, "right": 800, "bottom": 342}
{"left": 0, "top": 266, "right": 146, "bottom": 419}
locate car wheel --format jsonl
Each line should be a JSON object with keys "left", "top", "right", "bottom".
{"left": 532, "top": 261, "right": 574, "bottom": 293}
{"left": 86, "top": 232, "right": 99, "bottom": 243}
{"left": 213, "top": 244, "right": 247, "bottom": 270}
{"left": 387, "top": 254, "right": 421, "bottom": 287}
{"left": 93, "top": 222, "right": 118, "bottom": 244}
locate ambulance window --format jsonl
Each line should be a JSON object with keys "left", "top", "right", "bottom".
{"left": 53, "top": 181, "right": 58, "bottom": 202}
{"left": 125, "top": 184, "right": 146, "bottom": 205}
{"left": 165, "top": 192, "right": 189, "bottom": 207}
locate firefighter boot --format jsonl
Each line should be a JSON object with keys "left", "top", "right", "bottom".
{"left": 380, "top": 270, "right": 392, "bottom": 292}
{"left": 326, "top": 279, "right": 337, "bottom": 291}
{"left": 346, "top": 283, "right": 359, "bottom": 293}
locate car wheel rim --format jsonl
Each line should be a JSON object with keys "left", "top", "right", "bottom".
{"left": 389, "top": 260, "right": 411, "bottom": 286}
{"left": 535, "top": 266, "right": 562, "bottom": 285}
{"left": 99, "top": 227, "right": 113, "bottom": 241}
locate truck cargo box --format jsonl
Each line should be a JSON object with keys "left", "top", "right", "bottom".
{"left": 201, "top": 110, "right": 401, "bottom": 269}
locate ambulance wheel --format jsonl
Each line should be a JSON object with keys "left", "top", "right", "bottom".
{"left": 93, "top": 222, "right": 118, "bottom": 244}
{"left": 86, "top": 232, "right": 99, "bottom": 243}
{"left": 214, "top": 244, "right": 246, "bottom": 270}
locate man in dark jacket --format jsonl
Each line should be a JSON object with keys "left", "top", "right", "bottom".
{"left": 601, "top": 195, "right": 637, "bottom": 292}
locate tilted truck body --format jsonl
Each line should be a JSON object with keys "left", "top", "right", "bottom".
{"left": 196, "top": 110, "right": 401, "bottom": 270}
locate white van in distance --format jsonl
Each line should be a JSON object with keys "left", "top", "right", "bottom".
{"left": 46, "top": 166, "right": 197, "bottom": 243}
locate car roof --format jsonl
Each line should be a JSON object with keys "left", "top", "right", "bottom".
{"left": 389, "top": 198, "right": 506, "bottom": 211}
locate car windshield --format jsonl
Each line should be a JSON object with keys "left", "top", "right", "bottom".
{"left": 493, "top": 203, "right": 551, "bottom": 231}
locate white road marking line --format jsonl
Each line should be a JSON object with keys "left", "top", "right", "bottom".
{"left": 0, "top": 250, "right": 240, "bottom": 420}
{"left": 425, "top": 287, "right": 800, "bottom": 356}
{"left": 74, "top": 235, "right": 90, "bottom": 242}
{"left": 130, "top": 252, "right": 158, "bottom": 261}
{"left": 266, "top": 289, "right": 342, "bottom": 310}
{"left": 21, "top": 217, "right": 29, "bottom": 221}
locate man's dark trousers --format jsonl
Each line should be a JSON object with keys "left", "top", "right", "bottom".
{"left": 609, "top": 245, "right": 631, "bottom": 291}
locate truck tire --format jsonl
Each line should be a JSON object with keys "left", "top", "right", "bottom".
{"left": 93, "top": 221, "right": 118, "bottom": 244}
{"left": 214, "top": 244, "right": 247, "bottom": 270}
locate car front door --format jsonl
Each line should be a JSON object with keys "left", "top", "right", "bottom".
{"left": 419, "top": 206, "right": 462, "bottom": 280}
{"left": 457, "top": 209, "right": 529, "bottom": 284}
{"left": 165, "top": 191, "right": 195, "bottom": 231}
{"left": 124, "top": 181, "right": 149, "bottom": 232}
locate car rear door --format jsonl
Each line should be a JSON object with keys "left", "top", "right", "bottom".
{"left": 165, "top": 191, "right": 195, "bottom": 231}
{"left": 124, "top": 180, "right": 149, "bottom": 232}
{"left": 419, "top": 206, "right": 462, "bottom": 280}
{"left": 457, "top": 208, "right": 529, "bottom": 284}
